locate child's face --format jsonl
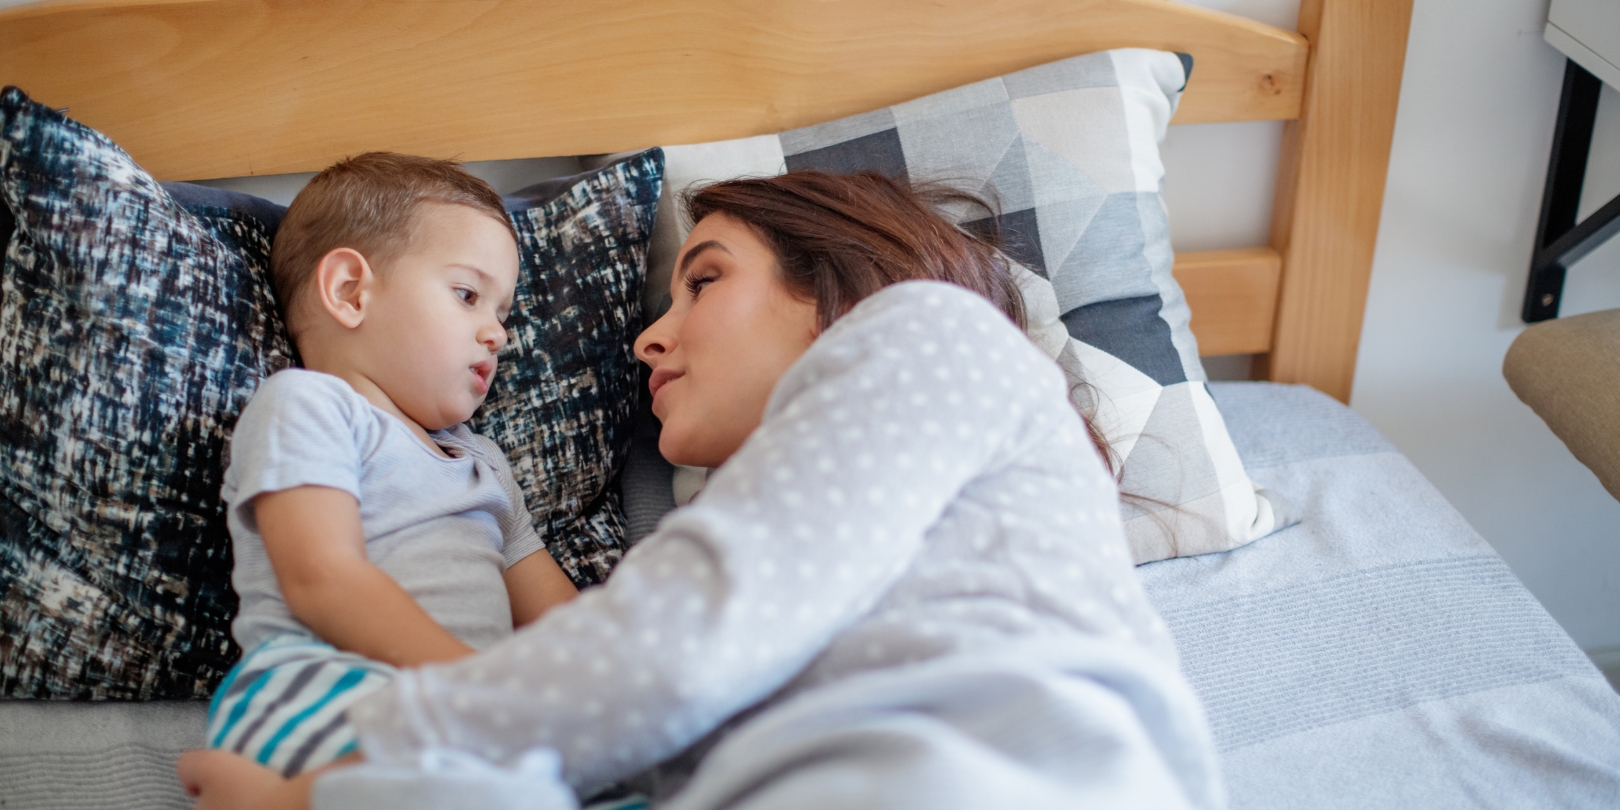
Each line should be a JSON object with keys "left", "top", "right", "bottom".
{"left": 364, "top": 202, "right": 520, "bottom": 430}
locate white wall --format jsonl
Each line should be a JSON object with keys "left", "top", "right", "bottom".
{"left": 1355, "top": 0, "right": 1620, "bottom": 653}
{"left": 1183, "top": 0, "right": 1620, "bottom": 654}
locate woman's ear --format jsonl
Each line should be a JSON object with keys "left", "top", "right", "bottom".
{"left": 314, "top": 248, "right": 373, "bottom": 330}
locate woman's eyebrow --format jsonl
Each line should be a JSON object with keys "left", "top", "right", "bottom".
{"left": 677, "top": 240, "right": 730, "bottom": 279}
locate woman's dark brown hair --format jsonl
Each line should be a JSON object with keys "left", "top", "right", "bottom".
{"left": 684, "top": 170, "right": 1026, "bottom": 334}
{"left": 683, "top": 170, "right": 1122, "bottom": 474}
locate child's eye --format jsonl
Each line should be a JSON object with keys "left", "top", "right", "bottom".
{"left": 455, "top": 288, "right": 478, "bottom": 305}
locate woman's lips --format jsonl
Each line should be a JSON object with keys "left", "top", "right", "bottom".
{"left": 648, "top": 368, "right": 683, "bottom": 401}
{"left": 471, "top": 360, "right": 495, "bottom": 395}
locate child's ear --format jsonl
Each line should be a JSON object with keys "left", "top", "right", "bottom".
{"left": 314, "top": 248, "right": 373, "bottom": 329}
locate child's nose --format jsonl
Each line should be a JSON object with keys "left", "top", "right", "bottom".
{"left": 481, "top": 321, "right": 508, "bottom": 353}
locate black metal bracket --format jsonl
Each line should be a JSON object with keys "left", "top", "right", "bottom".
{"left": 1524, "top": 59, "right": 1620, "bottom": 323}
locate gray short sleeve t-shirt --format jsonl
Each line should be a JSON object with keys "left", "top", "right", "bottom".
{"left": 222, "top": 369, "right": 547, "bottom": 653}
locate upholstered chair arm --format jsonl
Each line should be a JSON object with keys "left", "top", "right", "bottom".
{"left": 1504, "top": 308, "right": 1620, "bottom": 502}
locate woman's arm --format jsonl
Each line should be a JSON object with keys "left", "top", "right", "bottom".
{"left": 258, "top": 486, "right": 474, "bottom": 667}
{"left": 346, "top": 283, "right": 1070, "bottom": 793}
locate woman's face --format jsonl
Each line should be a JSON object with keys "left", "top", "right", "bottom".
{"left": 634, "top": 213, "right": 820, "bottom": 468}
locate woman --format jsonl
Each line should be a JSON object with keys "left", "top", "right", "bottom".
{"left": 180, "top": 171, "right": 1219, "bottom": 810}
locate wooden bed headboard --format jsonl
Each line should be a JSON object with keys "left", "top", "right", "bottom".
{"left": 0, "top": 0, "right": 1412, "bottom": 402}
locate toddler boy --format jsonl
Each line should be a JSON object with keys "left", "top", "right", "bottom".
{"left": 205, "top": 153, "right": 578, "bottom": 777}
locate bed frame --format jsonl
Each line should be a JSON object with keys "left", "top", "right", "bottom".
{"left": 0, "top": 0, "right": 1412, "bottom": 403}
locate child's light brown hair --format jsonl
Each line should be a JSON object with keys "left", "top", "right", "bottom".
{"left": 271, "top": 152, "right": 516, "bottom": 336}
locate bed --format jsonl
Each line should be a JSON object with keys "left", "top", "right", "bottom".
{"left": 2, "top": 0, "right": 1619, "bottom": 807}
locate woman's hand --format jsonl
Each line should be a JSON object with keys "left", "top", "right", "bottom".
{"left": 177, "top": 748, "right": 341, "bottom": 810}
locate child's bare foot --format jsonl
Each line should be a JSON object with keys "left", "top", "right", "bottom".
{"left": 177, "top": 748, "right": 362, "bottom": 810}
{"left": 176, "top": 749, "right": 297, "bottom": 810}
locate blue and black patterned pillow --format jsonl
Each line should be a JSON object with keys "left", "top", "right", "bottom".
{"left": 473, "top": 155, "right": 664, "bottom": 588}
{"left": 0, "top": 89, "right": 295, "bottom": 700}
{"left": 0, "top": 86, "right": 661, "bottom": 699}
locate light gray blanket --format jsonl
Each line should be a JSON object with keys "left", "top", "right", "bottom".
{"left": 1146, "top": 382, "right": 1620, "bottom": 807}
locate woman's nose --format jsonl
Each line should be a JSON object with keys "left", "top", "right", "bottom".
{"left": 634, "top": 312, "right": 676, "bottom": 365}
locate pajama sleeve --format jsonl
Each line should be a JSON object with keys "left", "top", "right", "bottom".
{"left": 345, "top": 281, "right": 1086, "bottom": 792}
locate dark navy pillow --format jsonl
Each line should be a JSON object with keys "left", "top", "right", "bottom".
{"left": 161, "top": 181, "right": 289, "bottom": 234}
{"left": 0, "top": 85, "right": 661, "bottom": 699}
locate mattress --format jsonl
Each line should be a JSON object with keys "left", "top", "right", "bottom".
{"left": 3, "top": 381, "right": 1616, "bottom": 808}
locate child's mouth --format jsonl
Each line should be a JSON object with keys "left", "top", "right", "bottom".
{"left": 471, "top": 360, "right": 495, "bottom": 394}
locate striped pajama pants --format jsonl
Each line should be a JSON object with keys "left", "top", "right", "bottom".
{"left": 207, "top": 635, "right": 396, "bottom": 777}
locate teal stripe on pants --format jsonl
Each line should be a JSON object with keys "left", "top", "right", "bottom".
{"left": 210, "top": 668, "right": 278, "bottom": 749}
{"left": 255, "top": 668, "right": 370, "bottom": 766}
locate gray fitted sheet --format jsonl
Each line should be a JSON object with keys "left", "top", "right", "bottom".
{"left": 3, "top": 381, "right": 1617, "bottom": 809}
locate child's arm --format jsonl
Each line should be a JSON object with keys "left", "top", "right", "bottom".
{"left": 256, "top": 485, "right": 475, "bottom": 667}
{"left": 502, "top": 551, "right": 578, "bottom": 628}
{"left": 481, "top": 429, "right": 579, "bottom": 628}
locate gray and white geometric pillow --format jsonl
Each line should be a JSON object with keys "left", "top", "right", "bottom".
{"left": 636, "top": 49, "right": 1293, "bottom": 564}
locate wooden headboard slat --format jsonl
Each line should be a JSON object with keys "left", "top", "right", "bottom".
{"left": 1263, "top": 0, "right": 1414, "bottom": 401}
{"left": 1174, "top": 249, "right": 1282, "bottom": 357}
{"left": 0, "top": 0, "right": 1307, "bottom": 181}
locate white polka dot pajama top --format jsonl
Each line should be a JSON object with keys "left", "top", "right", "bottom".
{"left": 345, "top": 281, "right": 1222, "bottom": 810}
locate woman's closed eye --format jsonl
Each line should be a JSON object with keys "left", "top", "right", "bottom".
{"left": 684, "top": 273, "right": 717, "bottom": 298}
